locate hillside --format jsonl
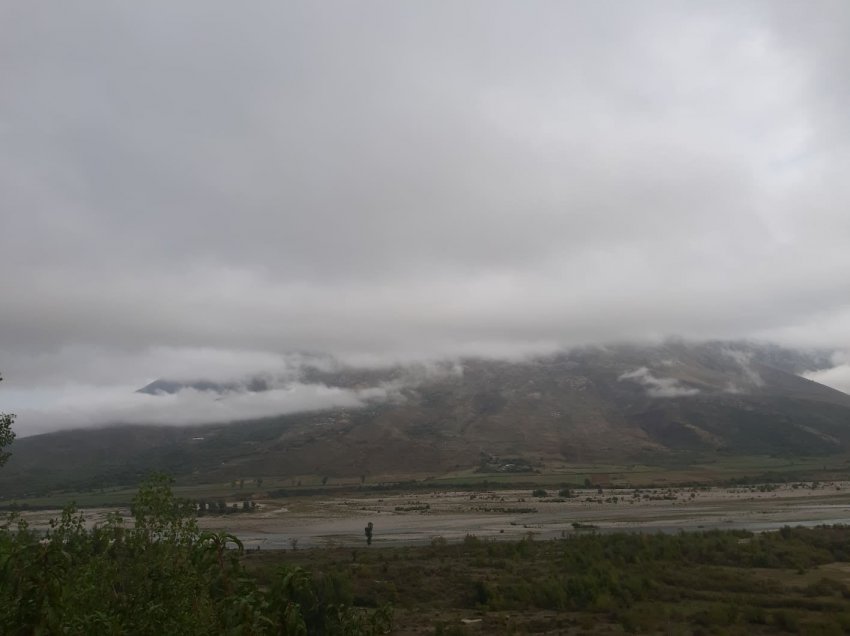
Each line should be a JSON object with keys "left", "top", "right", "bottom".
{"left": 1, "top": 341, "right": 848, "bottom": 498}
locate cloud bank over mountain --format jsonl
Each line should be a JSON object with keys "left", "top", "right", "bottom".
{"left": 11, "top": 379, "right": 399, "bottom": 437}
{"left": 805, "top": 352, "right": 850, "bottom": 395}
{"left": 2, "top": 2, "right": 850, "bottom": 432}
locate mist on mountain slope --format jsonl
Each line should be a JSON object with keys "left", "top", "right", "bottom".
{"left": 5, "top": 340, "right": 844, "bottom": 437}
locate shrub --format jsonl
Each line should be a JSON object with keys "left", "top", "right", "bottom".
{"left": 0, "top": 475, "right": 392, "bottom": 635}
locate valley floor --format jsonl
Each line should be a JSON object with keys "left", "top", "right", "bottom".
{"left": 19, "top": 480, "right": 850, "bottom": 550}
{"left": 199, "top": 481, "right": 850, "bottom": 549}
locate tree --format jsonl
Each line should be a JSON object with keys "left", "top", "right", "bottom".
{"left": 0, "top": 374, "right": 15, "bottom": 468}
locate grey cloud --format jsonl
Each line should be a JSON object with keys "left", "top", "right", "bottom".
{"left": 2, "top": 1, "right": 850, "bottom": 432}
{"left": 12, "top": 382, "right": 395, "bottom": 437}
{"left": 804, "top": 366, "right": 850, "bottom": 395}
{"left": 803, "top": 351, "right": 850, "bottom": 395}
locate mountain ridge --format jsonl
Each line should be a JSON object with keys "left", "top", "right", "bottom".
{"left": 2, "top": 341, "right": 848, "bottom": 497}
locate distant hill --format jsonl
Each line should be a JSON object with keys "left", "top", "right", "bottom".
{"left": 136, "top": 377, "right": 271, "bottom": 395}
{"left": 1, "top": 341, "right": 847, "bottom": 497}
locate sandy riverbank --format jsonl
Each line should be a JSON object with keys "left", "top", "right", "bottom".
{"left": 16, "top": 481, "right": 850, "bottom": 549}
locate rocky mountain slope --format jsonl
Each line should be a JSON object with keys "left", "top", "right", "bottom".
{"left": 2, "top": 341, "right": 847, "bottom": 496}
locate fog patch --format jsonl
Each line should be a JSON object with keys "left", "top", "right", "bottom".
{"left": 10, "top": 382, "right": 394, "bottom": 437}
{"left": 722, "top": 348, "right": 765, "bottom": 387}
{"left": 618, "top": 367, "right": 700, "bottom": 398}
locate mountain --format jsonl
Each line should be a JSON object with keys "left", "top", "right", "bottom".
{"left": 136, "top": 377, "right": 271, "bottom": 395}
{"left": 1, "top": 341, "right": 847, "bottom": 497}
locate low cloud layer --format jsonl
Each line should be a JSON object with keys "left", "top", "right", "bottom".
{"left": 804, "top": 352, "right": 850, "bottom": 395}
{"left": 619, "top": 367, "right": 700, "bottom": 398}
{"left": 805, "top": 366, "right": 850, "bottom": 395}
{"left": 3, "top": 2, "right": 850, "bottom": 433}
{"left": 11, "top": 381, "right": 395, "bottom": 437}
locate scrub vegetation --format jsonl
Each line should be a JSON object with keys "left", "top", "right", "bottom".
{"left": 251, "top": 526, "right": 850, "bottom": 634}
{"left": 0, "top": 475, "right": 391, "bottom": 635}
{"left": 8, "top": 474, "right": 850, "bottom": 634}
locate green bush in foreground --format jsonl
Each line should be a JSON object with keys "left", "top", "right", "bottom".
{"left": 0, "top": 475, "right": 391, "bottom": 635}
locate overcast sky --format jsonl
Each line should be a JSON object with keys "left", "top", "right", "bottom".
{"left": 2, "top": 1, "right": 850, "bottom": 434}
